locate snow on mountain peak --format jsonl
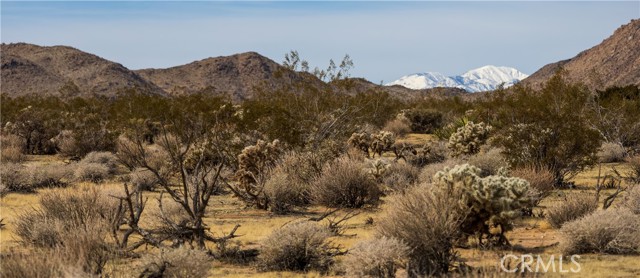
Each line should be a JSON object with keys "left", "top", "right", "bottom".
{"left": 386, "top": 66, "right": 529, "bottom": 92}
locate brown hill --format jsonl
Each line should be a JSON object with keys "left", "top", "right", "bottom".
{"left": 524, "top": 19, "right": 640, "bottom": 90}
{"left": 1, "top": 43, "right": 165, "bottom": 97}
{"left": 135, "top": 52, "right": 329, "bottom": 101}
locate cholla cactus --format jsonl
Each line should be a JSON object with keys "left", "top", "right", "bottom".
{"left": 447, "top": 121, "right": 492, "bottom": 157}
{"left": 371, "top": 131, "right": 396, "bottom": 157}
{"left": 348, "top": 132, "right": 373, "bottom": 156}
{"left": 434, "top": 164, "right": 530, "bottom": 245}
{"left": 232, "top": 139, "right": 282, "bottom": 209}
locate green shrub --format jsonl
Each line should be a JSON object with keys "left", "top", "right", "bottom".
{"left": 311, "top": 156, "right": 382, "bottom": 208}
{"left": 404, "top": 109, "right": 443, "bottom": 134}
{"left": 258, "top": 221, "right": 334, "bottom": 272}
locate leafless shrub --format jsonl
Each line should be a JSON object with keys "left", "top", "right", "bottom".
{"left": 377, "top": 184, "right": 464, "bottom": 276}
{"left": 74, "top": 162, "right": 110, "bottom": 183}
{"left": 546, "top": 193, "right": 597, "bottom": 228}
{"left": 258, "top": 221, "right": 335, "bottom": 272}
{"left": 618, "top": 184, "right": 640, "bottom": 214}
{"left": 1, "top": 134, "right": 26, "bottom": 163}
{"left": 468, "top": 148, "right": 508, "bottom": 177}
{"left": 597, "top": 142, "right": 627, "bottom": 163}
{"left": 381, "top": 161, "right": 421, "bottom": 192}
{"left": 311, "top": 156, "right": 382, "bottom": 208}
{"left": 129, "top": 167, "right": 159, "bottom": 191}
{"left": 560, "top": 208, "right": 640, "bottom": 254}
{"left": 383, "top": 115, "right": 411, "bottom": 137}
{"left": 511, "top": 166, "right": 556, "bottom": 211}
{"left": 418, "top": 158, "right": 462, "bottom": 184}
{"left": 343, "top": 237, "right": 409, "bottom": 278}
{"left": 0, "top": 163, "right": 30, "bottom": 192}
{"left": 138, "top": 247, "right": 213, "bottom": 278}
{"left": 27, "top": 164, "right": 72, "bottom": 188}
{"left": 81, "top": 151, "right": 119, "bottom": 174}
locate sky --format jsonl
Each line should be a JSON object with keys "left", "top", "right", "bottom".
{"left": 1, "top": 1, "right": 639, "bottom": 84}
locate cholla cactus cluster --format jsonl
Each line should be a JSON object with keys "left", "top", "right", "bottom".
{"left": 434, "top": 164, "right": 530, "bottom": 244}
{"left": 232, "top": 139, "right": 282, "bottom": 209}
{"left": 348, "top": 131, "right": 396, "bottom": 158}
{"left": 447, "top": 121, "right": 492, "bottom": 157}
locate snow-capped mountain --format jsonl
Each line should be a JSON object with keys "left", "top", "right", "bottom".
{"left": 386, "top": 66, "right": 529, "bottom": 92}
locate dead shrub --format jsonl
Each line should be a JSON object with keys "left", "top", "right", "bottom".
{"left": 511, "top": 166, "right": 555, "bottom": 208}
{"left": 1, "top": 134, "right": 26, "bottom": 163}
{"left": 311, "top": 156, "right": 382, "bottom": 208}
{"left": 597, "top": 142, "right": 627, "bottom": 163}
{"left": 81, "top": 151, "right": 119, "bottom": 174}
{"left": 468, "top": 148, "right": 508, "bottom": 177}
{"left": 0, "top": 250, "right": 82, "bottom": 278}
{"left": 546, "top": 193, "right": 597, "bottom": 228}
{"left": 0, "top": 163, "right": 31, "bottom": 192}
{"left": 258, "top": 221, "right": 335, "bottom": 272}
{"left": 559, "top": 208, "right": 640, "bottom": 254}
{"left": 138, "top": 247, "right": 213, "bottom": 278}
{"left": 343, "top": 237, "right": 409, "bottom": 278}
{"left": 381, "top": 162, "right": 421, "bottom": 192}
{"left": 74, "top": 162, "right": 110, "bottom": 183}
{"left": 264, "top": 168, "right": 305, "bottom": 214}
{"left": 377, "top": 184, "right": 464, "bottom": 276}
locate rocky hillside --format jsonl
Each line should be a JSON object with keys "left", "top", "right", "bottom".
{"left": 524, "top": 19, "right": 640, "bottom": 90}
{"left": 135, "top": 52, "right": 329, "bottom": 101}
{"left": 1, "top": 43, "right": 165, "bottom": 97}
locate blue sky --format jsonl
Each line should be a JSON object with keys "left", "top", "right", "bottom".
{"left": 2, "top": 1, "right": 639, "bottom": 83}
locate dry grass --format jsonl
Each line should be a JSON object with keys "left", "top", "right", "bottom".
{"left": 2, "top": 153, "right": 640, "bottom": 277}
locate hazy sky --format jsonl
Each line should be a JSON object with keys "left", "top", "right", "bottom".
{"left": 2, "top": 1, "right": 639, "bottom": 83}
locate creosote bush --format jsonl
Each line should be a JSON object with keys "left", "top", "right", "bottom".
{"left": 138, "top": 247, "right": 213, "bottom": 278}
{"left": 311, "top": 156, "right": 382, "bottom": 208}
{"left": 560, "top": 208, "right": 640, "bottom": 255}
{"left": 447, "top": 121, "right": 491, "bottom": 157}
{"left": 546, "top": 193, "right": 597, "bottom": 228}
{"left": 377, "top": 184, "right": 463, "bottom": 276}
{"left": 258, "top": 221, "right": 334, "bottom": 272}
{"left": 343, "top": 236, "right": 409, "bottom": 278}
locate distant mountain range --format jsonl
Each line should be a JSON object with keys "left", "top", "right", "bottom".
{"left": 386, "top": 66, "right": 529, "bottom": 92}
{"left": 1, "top": 19, "right": 638, "bottom": 99}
